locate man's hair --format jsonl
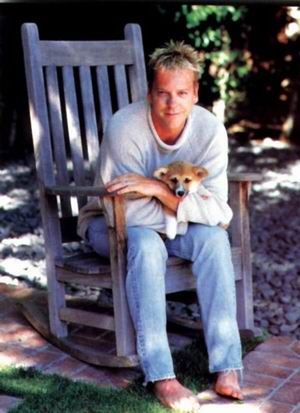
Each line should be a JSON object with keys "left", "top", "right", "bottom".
{"left": 148, "top": 40, "right": 200, "bottom": 87}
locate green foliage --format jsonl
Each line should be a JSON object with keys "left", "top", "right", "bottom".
{"left": 175, "top": 5, "right": 252, "bottom": 120}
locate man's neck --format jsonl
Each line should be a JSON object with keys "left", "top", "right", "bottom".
{"left": 152, "top": 120, "right": 186, "bottom": 145}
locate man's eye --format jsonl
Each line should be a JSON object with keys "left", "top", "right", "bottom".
{"left": 184, "top": 178, "right": 191, "bottom": 183}
{"left": 171, "top": 177, "right": 178, "bottom": 184}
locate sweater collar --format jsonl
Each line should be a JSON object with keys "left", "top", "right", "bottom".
{"left": 147, "top": 103, "right": 192, "bottom": 151}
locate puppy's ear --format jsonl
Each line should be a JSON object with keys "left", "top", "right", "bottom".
{"left": 153, "top": 166, "right": 168, "bottom": 179}
{"left": 193, "top": 166, "right": 208, "bottom": 179}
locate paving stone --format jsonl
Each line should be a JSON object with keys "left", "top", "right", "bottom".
{"left": 243, "top": 356, "right": 293, "bottom": 379}
{"left": 291, "top": 341, "right": 300, "bottom": 356}
{"left": 290, "top": 372, "right": 300, "bottom": 383}
{"left": 258, "top": 400, "right": 294, "bottom": 413}
{"left": 243, "top": 371, "right": 281, "bottom": 388}
{"left": 242, "top": 382, "right": 274, "bottom": 403}
{"left": 246, "top": 351, "right": 300, "bottom": 370}
{"left": 0, "top": 325, "right": 40, "bottom": 345}
{"left": 271, "top": 382, "right": 300, "bottom": 405}
{"left": 72, "top": 365, "right": 116, "bottom": 388}
{"left": 26, "top": 350, "right": 67, "bottom": 370}
{"left": 0, "top": 347, "right": 34, "bottom": 367}
{"left": 0, "top": 395, "right": 23, "bottom": 413}
{"left": 44, "top": 355, "right": 88, "bottom": 377}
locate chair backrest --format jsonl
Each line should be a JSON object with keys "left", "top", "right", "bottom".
{"left": 22, "top": 23, "right": 147, "bottom": 225}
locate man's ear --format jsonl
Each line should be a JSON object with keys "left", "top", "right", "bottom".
{"left": 194, "top": 166, "right": 208, "bottom": 179}
{"left": 153, "top": 167, "right": 168, "bottom": 179}
{"left": 193, "top": 82, "right": 199, "bottom": 104}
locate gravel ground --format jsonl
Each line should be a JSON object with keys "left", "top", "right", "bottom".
{"left": 0, "top": 138, "right": 299, "bottom": 339}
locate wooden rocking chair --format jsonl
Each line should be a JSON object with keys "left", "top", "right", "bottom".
{"left": 21, "top": 22, "right": 258, "bottom": 368}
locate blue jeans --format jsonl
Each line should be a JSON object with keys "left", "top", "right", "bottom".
{"left": 87, "top": 216, "right": 243, "bottom": 383}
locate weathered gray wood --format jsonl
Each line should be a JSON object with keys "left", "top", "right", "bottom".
{"left": 124, "top": 23, "right": 148, "bottom": 101}
{"left": 96, "top": 65, "right": 113, "bottom": 133}
{"left": 45, "top": 65, "right": 72, "bottom": 217}
{"left": 229, "top": 181, "right": 254, "bottom": 330}
{"left": 45, "top": 185, "right": 109, "bottom": 197}
{"left": 60, "top": 308, "right": 115, "bottom": 331}
{"left": 15, "top": 291, "right": 139, "bottom": 367}
{"left": 102, "top": 195, "right": 136, "bottom": 356}
{"left": 62, "top": 66, "right": 86, "bottom": 208}
{"left": 114, "top": 64, "right": 129, "bottom": 109}
{"left": 57, "top": 269, "right": 112, "bottom": 289}
{"left": 229, "top": 172, "right": 262, "bottom": 182}
{"left": 21, "top": 23, "right": 67, "bottom": 338}
{"left": 40, "top": 40, "right": 133, "bottom": 66}
{"left": 79, "top": 66, "right": 99, "bottom": 174}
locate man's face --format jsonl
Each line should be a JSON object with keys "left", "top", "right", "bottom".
{"left": 148, "top": 68, "right": 199, "bottom": 139}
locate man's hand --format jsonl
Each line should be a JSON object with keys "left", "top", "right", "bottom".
{"left": 106, "top": 173, "right": 180, "bottom": 212}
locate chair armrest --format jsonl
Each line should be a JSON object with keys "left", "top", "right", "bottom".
{"left": 228, "top": 172, "right": 262, "bottom": 182}
{"left": 45, "top": 185, "right": 113, "bottom": 197}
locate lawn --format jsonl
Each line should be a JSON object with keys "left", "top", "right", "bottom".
{"left": 0, "top": 335, "right": 264, "bottom": 413}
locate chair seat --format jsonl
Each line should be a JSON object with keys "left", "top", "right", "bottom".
{"left": 55, "top": 246, "right": 242, "bottom": 294}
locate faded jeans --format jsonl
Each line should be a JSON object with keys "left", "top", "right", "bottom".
{"left": 86, "top": 216, "right": 243, "bottom": 383}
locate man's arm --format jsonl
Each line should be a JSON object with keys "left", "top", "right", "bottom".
{"left": 106, "top": 173, "right": 180, "bottom": 212}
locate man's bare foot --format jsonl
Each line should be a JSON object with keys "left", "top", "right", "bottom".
{"left": 153, "top": 378, "right": 200, "bottom": 411}
{"left": 214, "top": 370, "right": 243, "bottom": 400}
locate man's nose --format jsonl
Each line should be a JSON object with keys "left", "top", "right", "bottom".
{"left": 167, "top": 95, "right": 177, "bottom": 106}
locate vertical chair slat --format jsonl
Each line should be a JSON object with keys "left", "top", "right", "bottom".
{"left": 45, "top": 65, "right": 72, "bottom": 217}
{"left": 21, "top": 23, "right": 67, "bottom": 337}
{"left": 114, "top": 64, "right": 129, "bottom": 109}
{"left": 124, "top": 24, "right": 148, "bottom": 101}
{"left": 62, "top": 66, "right": 86, "bottom": 208}
{"left": 79, "top": 66, "right": 100, "bottom": 176}
{"left": 96, "top": 65, "right": 113, "bottom": 134}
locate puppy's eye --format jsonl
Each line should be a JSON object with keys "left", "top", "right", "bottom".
{"left": 184, "top": 178, "right": 192, "bottom": 183}
{"left": 171, "top": 177, "right": 178, "bottom": 184}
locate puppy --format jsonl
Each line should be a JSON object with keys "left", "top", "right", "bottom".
{"left": 154, "top": 161, "right": 209, "bottom": 239}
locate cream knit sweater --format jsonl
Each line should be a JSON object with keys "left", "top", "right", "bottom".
{"left": 77, "top": 100, "right": 233, "bottom": 240}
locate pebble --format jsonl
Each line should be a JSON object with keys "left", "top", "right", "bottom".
{"left": 0, "top": 141, "right": 300, "bottom": 340}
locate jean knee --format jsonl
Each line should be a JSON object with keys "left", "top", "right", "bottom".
{"left": 188, "top": 225, "right": 230, "bottom": 261}
{"left": 127, "top": 227, "right": 168, "bottom": 262}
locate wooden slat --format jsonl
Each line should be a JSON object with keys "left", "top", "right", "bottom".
{"left": 60, "top": 308, "right": 115, "bottom": 331}
{"left": 79, "top": 66, "right": 99, "bottom": 174}
{"left": 62, "top": 66, "right": 86, "bottom": 208}
{"left": 45, "top": 184, "right": 109, "bottom": 197}
{"left": 45, "top": 65, "right": 72, "bottom": 217}
{"left": 57, "top": 269, "right": 112, "bottom": 289}
{"left": 56, "top": 252, "right": 110, "bottom": 275}
{"left": 124, "top": 24, "right": 148, "bottom": 102}
{"left": 40, "top": 40, "right": 133, "bottom": 66}
{"left": 22, "top": 23, "right": 67, "bottom": 338}
{"left": 229, "top": 172, "right": 262, "bottom": 182}
{"left": 229, "top": 181, "right": 254, "bottom": 330}
{"left": 96, "top": 66, "right": 113, "bottom": 133}
{"left": 102, "top": 195, "right": 136, "bottom": 356}
{"left": 114, "top": 64, "right": 129, "bottom": 109}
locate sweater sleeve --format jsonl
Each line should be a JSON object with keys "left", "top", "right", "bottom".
{"left": 177, "top": 123, "right": 233, "bottom": 226}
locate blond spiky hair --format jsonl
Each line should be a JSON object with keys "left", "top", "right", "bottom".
{"left": 148, "top": 40, "right": 200, "bottom": 86}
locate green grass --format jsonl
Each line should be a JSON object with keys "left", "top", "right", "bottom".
{"left": 0, "top": 334, "right": 265, "bottom": 413}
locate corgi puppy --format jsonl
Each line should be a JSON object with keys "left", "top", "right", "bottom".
{"left": 154, "top": 161, "right": 209, "bottom": 239}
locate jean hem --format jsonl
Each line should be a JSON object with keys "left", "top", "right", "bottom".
{"left": 210, "top": 366, "right": 243, "bottom": 374}
{"left": 143, "top": 374, "right": 176, "bottom": 387}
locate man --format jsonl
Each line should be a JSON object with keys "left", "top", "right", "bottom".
{"left": 78, "top": 41, "right": 243, "bottom": 411}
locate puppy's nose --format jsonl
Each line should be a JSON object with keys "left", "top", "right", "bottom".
{"left": 176, "top": 189, "right": 185, "bottom": 198}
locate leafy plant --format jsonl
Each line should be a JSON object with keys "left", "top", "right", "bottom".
{"left": 175, "top": 5, "right": 253, "bottom": 121}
